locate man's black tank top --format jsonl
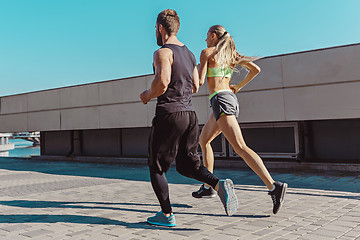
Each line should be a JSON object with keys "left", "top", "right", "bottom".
{"left": 155, "top": 44, "right": 196, "bottom": 115}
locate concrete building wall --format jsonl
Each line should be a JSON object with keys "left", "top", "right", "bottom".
{"left": 2, "top": 44, "right": 359, "bottom": 132}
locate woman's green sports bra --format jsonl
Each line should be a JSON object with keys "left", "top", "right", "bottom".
{"left": 207, "top": 67, "right": 233, "bottom": 78}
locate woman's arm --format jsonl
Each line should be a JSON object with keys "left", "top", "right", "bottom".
{"left": 231, "top": 61, "right": 260, "bottom": 93}
{"left": 192, "top": 67, "right": 200, "bottom": 93}
{"left": 198, "top": 49, "right": 210, "bottom": 86}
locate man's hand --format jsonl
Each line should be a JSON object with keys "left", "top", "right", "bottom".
{"left": 140, "top": 90, "right": 151, "bottom": 104}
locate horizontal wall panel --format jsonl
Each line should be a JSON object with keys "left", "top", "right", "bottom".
{"left": 60, "top": 84, "right": 99, "bottom": 108}
{"left": 100, "top": 102, "right": 148, "bottom": 128}
{"left": 0, "top": 95, "right": 28, "bottom": 114}
{"left": 238, "top": 57, "right": 284, "bottom": 91}
{"left": 0, "top": 113, "right": 28, "bottom": 132}
{"left": 99, "top": 76, "right": 149, "bottom": 105}
{"left": 61, "top": 107, "right": 100, "bottom": 130}
{"left": 237, "top": 89, "right": 285, "bottom": 123}
{"left": 282, "top": 44, "right": 360, "bottom": 87}
{"left": 284, "top": 81, "right": 360, "bottom": 121}
{"left": 28, "top": 110, "right": 60, "bottom": 132}
{"left": 27, "top": 89, "right": 60, "bottom": 112}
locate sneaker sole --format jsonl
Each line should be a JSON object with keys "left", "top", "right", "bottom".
{"left": 274, "top": 183, "right": 288, "bottom": 214}
{"left": 147, "top": 219, "right": 177, "bottom": 227}
{"left": 192, "top": 194, "right": 217, "bottom": 199}
{"left": 223, "top": 179, "right": 238, "bottom": 216}
{"left": 202, "top": 194, "right": 217, "bottom": 198}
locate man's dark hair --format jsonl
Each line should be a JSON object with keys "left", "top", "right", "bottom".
{"left": 157, "top": 9, "right": 180, "bottom": 35}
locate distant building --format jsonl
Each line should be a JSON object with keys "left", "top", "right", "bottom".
{"left": 0, "top": 134, "right": 15, "bottom": 157}
{"left": 0, "top": 44, "right": 360, "bottom": 163}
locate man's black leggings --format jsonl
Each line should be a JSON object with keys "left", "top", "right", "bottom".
{"left": 148, "top": 111, "right": 219, "bottom": 214}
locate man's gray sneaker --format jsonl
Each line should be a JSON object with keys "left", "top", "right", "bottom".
{"left": 192, "top": 184, "right": 217, "bottom": 198}
{"left": 217, "top": 179, "right": 238, "bottom": 216}
{"left": 147, "top": 210, "right": 177, "bottom": 227}
{"left": 269, "top": 181, "right": 288, "bottom": 214}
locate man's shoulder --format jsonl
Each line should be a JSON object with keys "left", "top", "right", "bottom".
{"left": 154, "top": 47, "right": 173, "bottom": 61}
{"left": 155, "top": 47, "right": 173, "bottom": 55}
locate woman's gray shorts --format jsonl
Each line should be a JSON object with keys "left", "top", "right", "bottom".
{"left": 210, "top": 90, "right": 239, "bottom": 121}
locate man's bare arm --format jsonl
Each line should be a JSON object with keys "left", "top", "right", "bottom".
{"left": 140, "top": 48, "right": 172, "bottom": 104}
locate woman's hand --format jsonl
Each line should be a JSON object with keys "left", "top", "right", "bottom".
{"left": 230, "top": 85, "right": 240, "bottom": 93}
{"left": 232, "top": 62, "right": 261, "bottom": 93}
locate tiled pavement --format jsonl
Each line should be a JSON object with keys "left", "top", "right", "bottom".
{"left": 0, "top": 157, "right": 359, "bottom": 240}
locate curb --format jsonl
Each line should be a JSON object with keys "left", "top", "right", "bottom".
{"left": 26, "top": 156, "right": 360, "bottom": 173}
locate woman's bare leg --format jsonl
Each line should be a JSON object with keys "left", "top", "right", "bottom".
{"left": 217, "top": 115, "right": 275, "bottom": 190}
{"left": 199, "top": 114, "right": 221, "bottom": 188}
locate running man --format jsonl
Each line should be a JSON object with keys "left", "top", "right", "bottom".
{"left": 140, "top": 10, "right": 238, "bottom": 227}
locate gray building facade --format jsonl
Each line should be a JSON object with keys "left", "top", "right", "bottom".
{"left": 1, "top": 44, "right": 360, "bottom": 163}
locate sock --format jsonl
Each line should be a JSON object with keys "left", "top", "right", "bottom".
{"left": 269, "top": 184, "right": 275, "bottom": 192}
{"left": 203, "top": 185, "right": 210, "bottom": 190}
{"left": 163, "top": 212, "right": 173, "bottom": 217}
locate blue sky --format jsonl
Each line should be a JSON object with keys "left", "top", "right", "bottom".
{"left": 1, "top": 0, "right": 359, "bottom": 96}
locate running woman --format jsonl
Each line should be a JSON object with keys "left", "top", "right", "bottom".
{"left": 192, "top": 25, "right": 287, "bottom": 215}
{"left": 140, "top": 11, "right": 238, "bottom": 227}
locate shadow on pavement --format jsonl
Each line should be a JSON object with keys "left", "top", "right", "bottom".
{"left": 235, "top": 186, "right": 360, "bottom": 200}
{"left": 0, "top": 200, "right": 270, "bottom": 220}
{"left": 0, "top": 214, "right": 200, "bottom": 231}
{"left": 0, "top": 200, "right": 192, "bottom": 210}
{"left": 286, "top": 191, "right": 360, "bottom": 200}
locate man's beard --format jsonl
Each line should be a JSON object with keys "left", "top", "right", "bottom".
{"left": 156, "top": 28, "right": 163, "bottom": 46}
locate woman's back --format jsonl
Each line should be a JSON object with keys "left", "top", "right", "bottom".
{"left": 205, "top": 47, "right": 234, "bottom": 93}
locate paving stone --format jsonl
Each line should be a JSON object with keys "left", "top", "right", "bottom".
{"left": 0, "top": 233, "right": 31, "bottom": 240}
{"left": 338, "top": 215, "right": 360, "bottom": 223}
{"left": 321, "top": 223, "right": 352, "bottom": 233}
{"left": 297, "top": 233, "right": 335, "bottom": 240}
{"left": 310, "top": 228, "right": 344, "bottom": 238}
{"left": 257, "top": 233, "right": 283, "bottom": 240}
{"left": 237, "top": 223, "right": 266, "bottom": 231}
{"left": 20, "top": 229, "right": 54, "bottom": 238}
{"left": 338, "top": 236, "right": 359, "bottom": 240}
{"left": 66, "top": 229, "right": 93, "bottom": 237}
{"left": 311, "top": 219, "right": 331, "bottom": 226}
{"left": 305, "top": 224, "right": 322, "bottom": 231}
{"left": 0, "top": 224, "right": 31, "bottom": 232}
{"left": 253, "top": 228, "right": 273, "bottom": 236}
{"left": 237, "top": 233, "right": 262, "bottom": 239}
{"left": 276, "top": 234, "right": 299, "bottom": 240}
{"left": 218, "top": 228, "right": 253, "bottom": 237}
{"left": 341, "top": 230, "right": 360, "bottom": 238}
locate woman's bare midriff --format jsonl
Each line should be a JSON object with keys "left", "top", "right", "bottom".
{"left": 207, "top": 76, "right": 232, "bottom": 95}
